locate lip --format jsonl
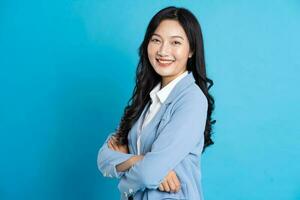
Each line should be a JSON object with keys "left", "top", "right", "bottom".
{"left": 156, "top": 57, "right": 175, "bottom": 61}
{"left": 156, "top": 58, "right": 175, "bottom": 67}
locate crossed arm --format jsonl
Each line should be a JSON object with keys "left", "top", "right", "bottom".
{"left": 105, "top": 135, "right": 144, "bottom": 172}
{"left": 116, "top": 94, "right": 208, "bottom": 198}
{"left": 96, "top": 132, "right": 178, "bottom": 191}
{"left": 107, "top": 136, "right": 181, "bottom": 193}
{"left": 97, "top": 93, "right": 207, "bottom": 198}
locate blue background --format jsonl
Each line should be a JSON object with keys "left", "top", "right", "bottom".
{"left": 1, "top": 0, "right": 299, "bottom": 200}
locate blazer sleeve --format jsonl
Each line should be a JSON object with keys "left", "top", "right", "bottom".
{"left": 97, "top": 132, "right": 136, "bottom": 179}
{"left": 117, "top": 92, "right": 208, "bottom": 197}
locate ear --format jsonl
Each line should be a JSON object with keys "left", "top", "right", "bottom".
{"left": 188, "top": 51, "right": 194, "bottom": 58}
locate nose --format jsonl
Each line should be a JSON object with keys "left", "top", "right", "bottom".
{"left": 157, "top": 42, "right": 170, "bottom": 57}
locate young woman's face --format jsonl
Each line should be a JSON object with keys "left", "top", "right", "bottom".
{"left": 147, "top": 19, "right": 193, "bottom": 86}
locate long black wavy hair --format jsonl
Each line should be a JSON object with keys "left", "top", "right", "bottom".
{"left": 114, "top": 6, "right": 216, "bottom": 153}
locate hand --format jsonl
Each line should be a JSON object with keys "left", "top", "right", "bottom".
{"left": 108, "top": 135, "right": 129, "bottom": 154}
{"left": 158, "top": 170, "right": 181, "bottom": 193}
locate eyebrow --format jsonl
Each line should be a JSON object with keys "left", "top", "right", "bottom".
{"left": 152, "top": 33, "right": 184, "bottom": 40}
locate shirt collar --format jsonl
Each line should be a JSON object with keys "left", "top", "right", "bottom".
{"left": 150, "top": 71, "right": 189, "bottom": 104}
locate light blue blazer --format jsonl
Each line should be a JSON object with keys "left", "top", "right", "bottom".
{"left": 97, "top": 71, "right": 208, "bottom": 200}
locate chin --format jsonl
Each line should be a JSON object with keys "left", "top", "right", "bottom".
{"left": 153, "top": 66, "right": 167, "bottom": 73}
{"left": 156, "top": 70, "right": 174, "bottom": 77}
{"left": 153, "top": 66, "right": 174, "bottom": 75}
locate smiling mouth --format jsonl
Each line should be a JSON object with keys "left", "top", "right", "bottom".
{"left": 156, "top": 58, "right": 175, "bottom": 64}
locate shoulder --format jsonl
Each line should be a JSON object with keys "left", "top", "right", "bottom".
{"left": 189, "top": 83, "right": 208, "bottom": 105}
{"left": 170, "top": 83, "right": 208, "bottom": 114}
{"left": 175, "top": 83, "right": 207, "bottom": 107}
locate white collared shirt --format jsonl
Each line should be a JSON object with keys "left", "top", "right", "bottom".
{"left": 137, "top": 71, "right": 189, "bottom": 155}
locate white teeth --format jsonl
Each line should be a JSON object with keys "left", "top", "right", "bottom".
{"left": 157, "top": 59, "right": 174, "bottom": 64}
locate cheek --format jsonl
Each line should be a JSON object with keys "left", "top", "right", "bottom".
{"left": 173, "top": 47, "right": 189, "bottom": 60}
{"left": 147, "top": 46, "right": 157, "bottom": 68}
{"left": 147, "top": 44, "right": 156, "bottom": 59}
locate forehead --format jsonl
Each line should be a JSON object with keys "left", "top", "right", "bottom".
{"left": 153, "top": 19, "right": 187, "bottom": 39}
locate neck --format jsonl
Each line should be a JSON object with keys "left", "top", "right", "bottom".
{"left": 161, "top": 70, "right": 187, "bottom": 88}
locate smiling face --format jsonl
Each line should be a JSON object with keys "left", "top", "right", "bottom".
{"left": 147, "top": 19, "right": 193, "bottom": 87}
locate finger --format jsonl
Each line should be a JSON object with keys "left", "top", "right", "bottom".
{"left": 109, "top": 138, "right": 120, "bottom": 151}
{"left": 109, "top": 139, "right": 119, "bottom": 151}
{"left": 112, "top": 137, "right": 123, "bottom": 151}
{"left": 108, "top": 139, "right": 115, "bottom": 150}
{"left": 162, "top": 180, "right": 170, "bottom": 192}
{"left": 158, "top": 183, "right": 164, "bottom": 191}
{"left": 171, "top": 174, "right": 181, "bottom": 192}
{"left": 108, "top": 140, "right": 113, "bottom": 149}
{"left": 111, "top": 136, "right": 119, "bottom": 144}
{"left": 111, "top": 135, "right": 116, "bottom": 141}
{"left": 170, "top": 171, "right": 181, "bottom": 188}
{"left": 167, "top": 177, "right": 176, "bottom": 193}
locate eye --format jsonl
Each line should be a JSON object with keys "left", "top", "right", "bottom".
{"left": 150, "top": 38, "right": 160, "bottom": 43}
{"left": 172, "top": 41, "right": 181, "bottom": 45}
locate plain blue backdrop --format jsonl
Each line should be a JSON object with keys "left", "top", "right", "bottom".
{"left": 0, "top": 0, "right": 299, "bottom": 200}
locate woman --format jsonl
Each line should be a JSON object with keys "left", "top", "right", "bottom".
{"left": 97, "top": 6, "right": 215, "bottom": 200}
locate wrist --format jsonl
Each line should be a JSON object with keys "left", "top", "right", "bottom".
{"left": 130, "top": 155, "right": 143, "bottom": 165}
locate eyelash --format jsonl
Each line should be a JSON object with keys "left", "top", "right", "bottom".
{"left": 173, "top": 41, "right": 181, "bottom": 45}
{"left": 150, "top": 39, "right": 181, "bottom": 45}
{"left": 151, "top": 38, "right": 159, "bottom": 42}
